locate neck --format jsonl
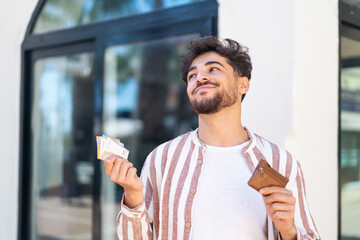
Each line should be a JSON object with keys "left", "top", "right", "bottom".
{"left": 197, "top": 102, "right": 249, "bottom": 147}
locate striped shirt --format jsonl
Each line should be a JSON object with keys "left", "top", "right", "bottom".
{"left": 116, "top": 128, "right": 320, "bottom": 240}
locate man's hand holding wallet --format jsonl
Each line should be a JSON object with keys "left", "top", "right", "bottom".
{"left": 248, "top": 160, "right": 297, "bottom": 240}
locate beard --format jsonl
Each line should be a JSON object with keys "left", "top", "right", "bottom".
{"left": 190, "top": 84, "right": 238, "bottom": 114}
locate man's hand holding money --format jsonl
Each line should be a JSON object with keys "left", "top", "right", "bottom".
{"left": 97, "top": 135, "right": 143, "bottom": 209}
{"left": 103, "top": 154, "right": 144, "bottom": 209}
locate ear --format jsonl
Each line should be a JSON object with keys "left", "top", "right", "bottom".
{"left": 238, "top": 76, "right": 249, "bottom": 95}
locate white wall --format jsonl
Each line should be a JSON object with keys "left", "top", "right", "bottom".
{"left": 219, "top": 0, "right": 295, "bottom": 145}
{"left": 0, "top": 0, "right": 339, "bottom": 239}
{"left": 0, "top": 0, "right": 38, "bottom": 239}
{"left": 219, "top": 0, "right": 338, "bottom": 239}
{"left": 292, "top": 0, "right": 339, "bottom": 239}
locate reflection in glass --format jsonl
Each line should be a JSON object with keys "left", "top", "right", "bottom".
{"left": 31, "top": 52, "right": 94, "bottom": 240}
{"left": 101, "top": 34, "right": 198, "bottom": 239}
{"left": 341, "top": 36, "right": 360, "bottom": 239}
{"left": 342, "top": 0, "right": 360, "bottom": 7}
{"left": 33, "top": 0, "right": 204, "bottom": 34}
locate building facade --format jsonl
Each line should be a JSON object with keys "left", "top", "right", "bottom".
{"left": 0, "top": 0, "right": 347, "bottom": 239}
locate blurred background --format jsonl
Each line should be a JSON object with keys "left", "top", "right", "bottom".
{"left": 0, "top": 0, "right": 357, "bottom": 239}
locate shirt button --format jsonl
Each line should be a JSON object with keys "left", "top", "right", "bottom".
{"left": 186, "top": 222, "right": 191, "bottom": 228}
{"left": 191, "top": 189, "right": 196, "bottom": 194}
{"left": 197, "top": 160, "right": 203, "bottom": 165}
{"left": 134, "top": 213, "right": 139, "bottom": 218}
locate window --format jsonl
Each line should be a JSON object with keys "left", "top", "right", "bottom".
{"left": 33, "top": 0, "right": 204, "bottom": 34}
{"left": 340, "top": 1, "right": 360, "bottom": 239}
{"left": 20, "top": 0, "right": 217, "bottom": 239}
{"left": 101, "top": 34, "right": 199, "bottom": 239}
{"left": 31, "top": 51, "right": 95, "bottom": 239}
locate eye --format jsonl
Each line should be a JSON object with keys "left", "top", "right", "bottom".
{"left": 209, "top": 67, "right": 218, "bottom": 72}
{"left": 188, "top": 73, "right": 196, "bottom": 81}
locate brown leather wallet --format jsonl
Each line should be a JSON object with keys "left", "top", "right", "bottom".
{"left": 247, "top": 159, "right": 289, "bottom": 191}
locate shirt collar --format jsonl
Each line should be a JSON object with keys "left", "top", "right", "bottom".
{"left": 190, "top": 126, "right": 256, "bottom": 154}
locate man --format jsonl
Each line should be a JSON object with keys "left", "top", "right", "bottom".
{"left": 104, "top": 36, "right": 320, "bottom": 240}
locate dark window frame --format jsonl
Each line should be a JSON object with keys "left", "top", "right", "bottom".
{"left": 340, "top": 1, "right": 360, "bottom": 240}
{"left": 19, "top": 1, "right": 218, "bottom": 239}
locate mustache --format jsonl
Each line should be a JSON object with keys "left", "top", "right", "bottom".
{"left": 192, "top": 81, "right": 220, "bottom": 94}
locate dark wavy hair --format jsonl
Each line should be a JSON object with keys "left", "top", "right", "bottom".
{"left": 180, "top": 35, "right": 252, "bottom": 101}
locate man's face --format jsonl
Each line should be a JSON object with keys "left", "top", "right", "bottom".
{"left": 186, "top": 51, "right": 241, "bottom": 114}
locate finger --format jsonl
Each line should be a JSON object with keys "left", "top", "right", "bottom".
{"left": 127, "top": 167, "right": 138, "bottom": 179}
{"left": 110, "top": 157, "right": 124, "bottom": 182}
{"left": 103, "top": 152, "right": 117, "bottom": 162}
{"left": 264, "top": 193, "right": 296, "bottom": 205}
{"left": 272, "top": 211, "right": 294, "bottom": 221}
{"left": 269, "top": 203, "right": 295, "bottom": 214}
{"left": 260, "top": 186, "right": 292, "bottom": 196}
{"left": 103, "top": 155, "right": 117, "bottom": 176}
{"left": 119, "top": 161, "right": 134, "bottom": 181}
{"left": 101, "top": 151, "right": 115, "bottom": 161}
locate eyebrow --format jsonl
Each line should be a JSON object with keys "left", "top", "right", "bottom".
{"left": 187, "top": 61, "right": 225, "bottom": 74}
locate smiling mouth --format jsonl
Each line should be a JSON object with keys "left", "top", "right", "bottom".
{"left": 194, "top": 85, "right": 216, "bottom": 94}
{"left": 192, "top": 82, "right": 220, "bottom": 95}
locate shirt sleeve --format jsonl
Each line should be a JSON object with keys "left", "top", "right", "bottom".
{"left": 286, "top": 160, "right": 321, "bottom": 240}
{"left": 116, "top": 153, "right": 154, "bottom": 240}
{"left": 277, "top": 225, "right": 319, "bottom": 240}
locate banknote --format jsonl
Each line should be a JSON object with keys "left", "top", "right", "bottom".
{"left": 96, "top": 135, "right": 129, "bottom": 160}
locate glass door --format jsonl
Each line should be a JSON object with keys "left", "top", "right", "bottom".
{"left": 30, "top": 49, "right": 95, "bottom": 240}
{"left": 340, "top": 34, "right": 360, "bottom": 240}
{"left": 101, "top": 34, "right": 198, "bottom": 239}
{"left": 21, "top": 0, "right": 217, "bottom": 238}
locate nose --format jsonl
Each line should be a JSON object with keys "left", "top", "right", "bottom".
{"left": 196, "top": 70, "right": 209, "bottom": 82}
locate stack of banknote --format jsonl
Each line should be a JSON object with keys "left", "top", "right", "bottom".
{"left": 96, "top": 135, "right": 129, "bottom": 160}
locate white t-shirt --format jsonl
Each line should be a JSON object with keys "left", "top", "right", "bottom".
{"left": 191, "top": 141, "right": 268, "bottom": 240}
